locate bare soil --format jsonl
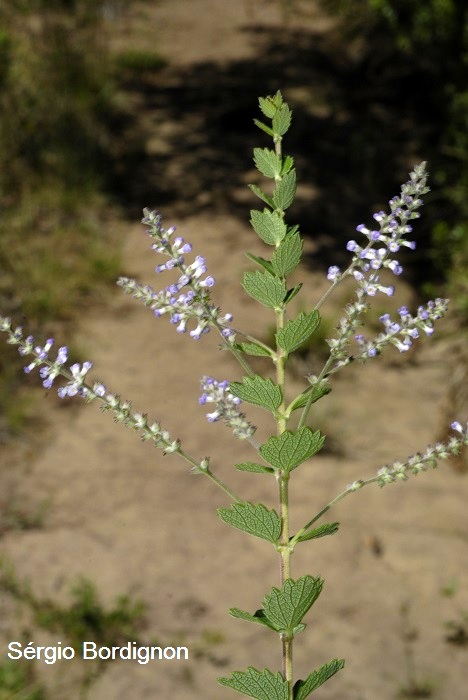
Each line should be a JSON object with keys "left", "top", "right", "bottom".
{"left": 1, "top": 2, "right": 467, "bottom": 699}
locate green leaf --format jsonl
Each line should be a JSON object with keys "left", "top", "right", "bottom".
{"left": 281, "top": 155, "right": 294, "bottom": 175}
{"left": 219, "top": 667, "right": 289, "bottom": 700}
{"left": 230, "top": 375, "right": 283, "bottom": 412}
{"left": 272, "top": 103, "right": 292, "bottom": 137}
{"left": 259, "top": 427, "right": 325, "bottom": 473}
{"left": 294, "top": 659, "right": 345, "bottom": 700}
{"left": 273, "top": 170, "right": 296, "bottom": 211}
{"left": 276, "top": 311, "right": 320, "bottom": 354}
{"left": 253, "top": 118, "right": 274, "bottom": 137}
{"left": 243, "top": 270, "right": 286, "bottom": 309}
{"left": 287, "top": 384, "right": 331, "bottom": 412}
{"left": 248, "top": 183, "right": 275, "bottom": 208}
{"left": 217, "top": 502, "right": 282, "bottom": 544}
{"left": 253, "top": 148, "right": 282, "bottom": 179}
{"left": 238, "top": 341, "right": 273, "bottom": 358}
{"left": 263, "top": 576, "right": 323, "bottom": 634}
{"left": 295, "top": 522, "right": 339, "bottom": 543}
{"left": 250, "top": 209, "right": 287, "bottom": 246}
{"left": 245, "top": 252, "right": 274, "bottom": 275}
{"left": 271, "top": 232, "right": 303, "bottom": 277}
{"left": 284, "top": 283, "right": 302, "bottom": 305}
{"left": 235, "top": 462, "right": 275, "bottom": 475}
{"left": 258, "top": 96, "right": 277, "bottom": 119}
{"left": 229, "top": 607, "right": 276, "bottom": 630}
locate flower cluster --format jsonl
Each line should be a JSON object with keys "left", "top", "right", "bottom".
{"left": 376, "top": 423, "right": 468, "bottom": 487}
{"left": 327, "top": 162, "right": 428, "bottom": 295}
{"left": 354, "top": 298, "right": 448, "bottom": 358}
{"left": 0, "top": 317, "right": 179, "bottom": 453}
{"left": 117, "top": 210, "right": 235, "bottom": 342}
{"left": 199, "top": 376, "right": 256, "bottom": 440}
{"left": 324, "top": 163, "right": 449, "bottom": 363}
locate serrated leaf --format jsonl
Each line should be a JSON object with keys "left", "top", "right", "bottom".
{"left": 259, "top": 427, "right": 325, "bottom": 473}
{"left": 235, "top": 462, "right": 275, "bottom": 475}
{"left": 294, "top": 659, "right": 345, "bottom": 700}
{"left": 217, "top": 502, "right": 282, "bottom": 543}
{"left": 245, "top": 252, "right": 274, "bottom": 275}
{"left": 238, "top": 341, "right": 273, "bottom": 357}
{"left": 284, "top": 283, "right": 302, "bottom": 305}
{"left": 249, "top": 183, "right": 275, "bottom": 208}
{"left": 230, "top": 375, "right": 282, "bottom": 412}
{"left": 273, "top": 170, "right": 296, "bottom": 211}
{"left": 259, "top": 96, "right": 277, "bottom": 119}
{"left": 295, "top": 522, "right": 339, "bottom": 543}
{"left": 253, "top": 118, "right": 275, "bottom": 137}
{"left": 263, "top": 576, "right": 323, "bottom": 634}
{"left": 243, "top": 270, "right": 286, "bottom": 309}
{"left": 253, "top": 148, "right": 282, "bottom": 179}
{"left": 229, "top": 608, "right": 276, "bottom": 630}
{"left": 250, "top": 209, "right": 287, "bottom": 246}
{"left": 281, "top": 155, "right": 294, "bottom": 175}
{"left": 276, "top": 311, "right": 320, "bottom": 354}
{"left": 287, "top": 384, "right": 331, "bottom": 412}
{"left": 219, "top": 667, "right": 289, "bottom": 700}
{"left": 271, "top": 232, "right": 303, "bottom": 277}
{"left": 272, "top": 103, "right": 292, "bottom": 137}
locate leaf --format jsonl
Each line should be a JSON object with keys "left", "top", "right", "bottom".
{"left": 258, "top": 96, "right": 277, "bottom": 119}
{"left": 295, "top": 522, "right": 339, "bottom": 543}
{"left": 250, "top": 209, "right": 287, "bottom": 246}
{"left": 235, "top": 462, "right": 274, "bottom": 475}
{"left": 287, "top": 384, "right": 331, "bottom": 412}
{"left": 229, "top": 607, "right": 276, "bottom": 630}
{"left": 219, "top": 667, "right": 289, "bottom": 700}
{"left": 253, "top": 148, "right": 282, "bottom": 179}
{"left": 281, "top": 155, "right": 294, "bottom": 175}
{"left": 243, "top": 270, "right": 286, "bottom": 309}
{"left": 253, "top": 118, "right": 274, "bottom": 137}
{"left": 245, "top": 252, "right": 274, "bottom": 275}
{"left": 276, "top": 311, "right": 320, "bottom": 354}
{"left": 263, "top": 576, "right": 324, "bottom": 634}
{"left": 271, "top": 231, "right": 303, "bottom": 277}
{"left": 230, "top": 375, "right": 282, "bottom": 412}
{"left": 248, "top": 183, "right": 275, "bottom": 208}
{"left": 272, "top": 103, "right": 292, "bottom": 136}
{"left": 273, "top": 170, "right": 296, "bottom": 211}
{"left": 217, "top": 502, "right": 282, "bottom": 544}
{"left": 259, "top": 427, "right": 325, "bottom": 473}
{"left": 238, "top": 341, "right": 273, "bottom": 358}
{"left": 284, "top": 283, "right": 302, "bottom": 305}
{"left": 294, "top": 659, "right": 345, "bottom": 700}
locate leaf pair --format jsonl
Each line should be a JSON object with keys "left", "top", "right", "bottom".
{"left": 229, "top": 575, "right": 323, "bottom": 637}
{"left": 219, "top": 659, "right": 344, "bottom": 700}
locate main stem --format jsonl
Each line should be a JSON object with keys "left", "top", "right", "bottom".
{"left": 275, "top": 302, "right": 293, "bottom": 697}
{"left": 272, "top": 130, "right": 294, "bottom": 699}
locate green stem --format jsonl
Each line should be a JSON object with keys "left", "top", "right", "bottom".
{"left": 297, "top": 354, "right": 334, "bottom": 430}
{"left": 290, "top": 477, "right": 382, "bottom": 547}
{"left": 177, "top": 448, "right": 243, "bottom": 502}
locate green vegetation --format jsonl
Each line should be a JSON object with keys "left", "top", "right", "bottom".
{"left": 0, "top": 659, "right": 45, "bottom": 700}
{"left": 0, "top": 1, "right": 133, "bottom": 435}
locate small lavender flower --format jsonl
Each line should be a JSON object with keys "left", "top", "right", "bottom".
{"left": 325, "top": 163, "right": 428, "bottom": 296}
{"left": 0, "top": 317, "right": 180, "bottom": 454}
{"left": 352, "top": 298, "right": 449, "bottom": 358}
{"left": 199, "top": 376, "right": 256, "bottom": 440}
{"left": 118, "top": 211, "right": 235, "bottom": 343}
{"left": 324, "top": 163, "right": 439, "bottom": 363}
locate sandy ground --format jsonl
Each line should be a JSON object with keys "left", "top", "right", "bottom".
{"left": 1, "top": 2, "right": 467, "bottom": 699}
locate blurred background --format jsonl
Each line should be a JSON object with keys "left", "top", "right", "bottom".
{"left": 0, "top": 1, "right": 467, "bottom": 698}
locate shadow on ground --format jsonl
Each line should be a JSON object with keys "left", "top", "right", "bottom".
{"left": 117, "top": 18, "right": 447, "bottom": 288}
